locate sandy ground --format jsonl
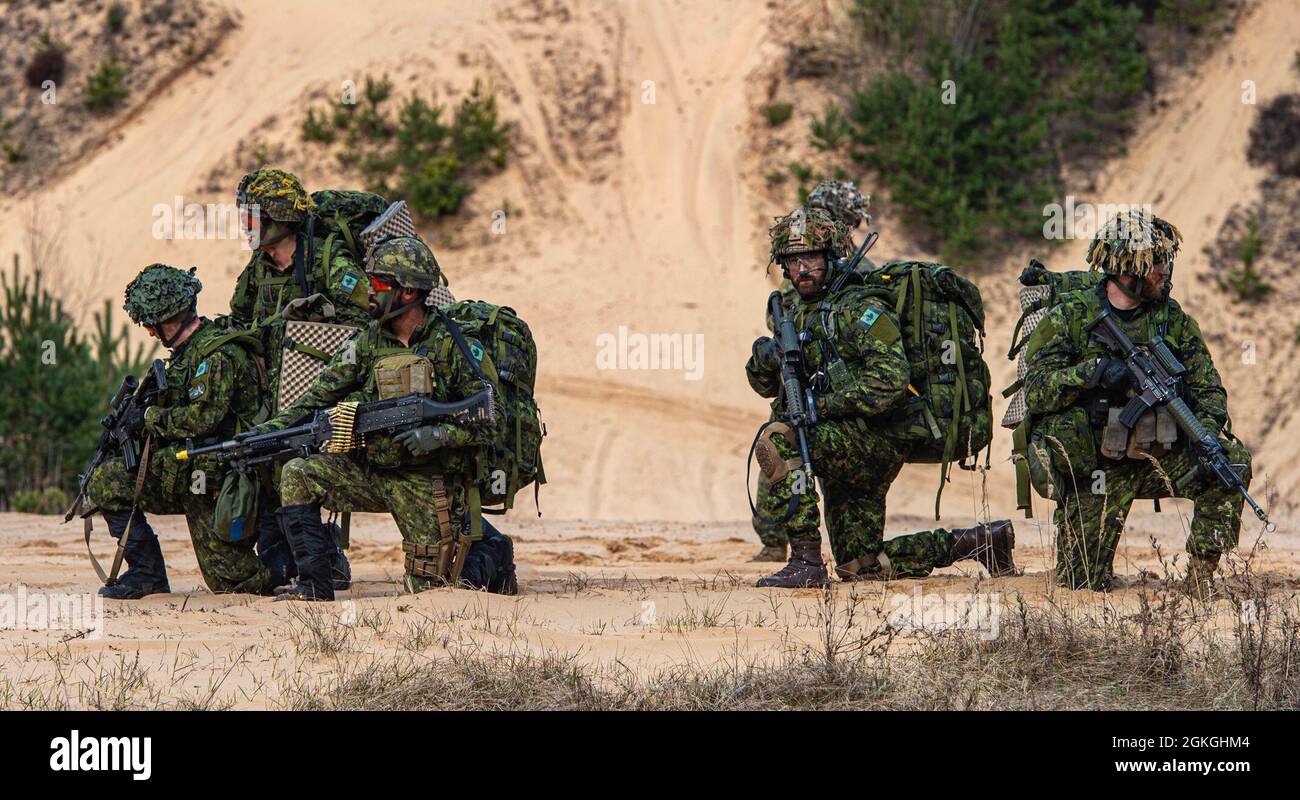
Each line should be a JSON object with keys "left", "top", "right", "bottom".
{"left": 2, "top": 0, "right": 1299, "bottom": 706}
{"left": 1, "top": 508, "right": 1296, "bottom": 709}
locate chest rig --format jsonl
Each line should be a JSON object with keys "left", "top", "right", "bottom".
{"left": 1087, "top": 295, "right": 1182, "bottom": 461}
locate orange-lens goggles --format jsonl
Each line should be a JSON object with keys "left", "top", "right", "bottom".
{"left": 368, "top": 275, "right": 393, "bottom": 293}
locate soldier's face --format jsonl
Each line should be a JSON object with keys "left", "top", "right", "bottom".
{"left": 784, "top": 252, "right": 828, "bottom": 297}
{"left": 1140, "top": 259, "right": 1172, "bottom": 300}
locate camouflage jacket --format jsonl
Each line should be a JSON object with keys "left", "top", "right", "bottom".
{"left": 1022, "top": 280, "right": 1228, "bottom": 437}
{"left": 262, "top": 313, "right": 501, "bottom": 471}
{"left": 746, "top": 280, "right": 910, "bottom": 421}
{"left": 141, "top": 317, "right": 264, "bottom": 443}
{"left": 229, "top": 232, "right": 371, "bottom": 390}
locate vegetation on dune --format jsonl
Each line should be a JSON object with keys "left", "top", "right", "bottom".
{"left": 300, "top": 75, "right": 511, "bottom": 222}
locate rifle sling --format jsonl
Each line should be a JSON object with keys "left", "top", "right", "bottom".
{"left": 85, "top": 434, "right": 153, "bottom": 586}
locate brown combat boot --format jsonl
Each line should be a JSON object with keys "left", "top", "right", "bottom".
{"left": 1184, "top": 552, "right": 1219, "bottom": 600}
{"left": 950, "top": 520, "right": 1017, "bottom": 577}
{"left": 756, "top": 540, "right": 829, "bottom": 588}
{"left": 751, "top": 544, "right": 788, "bottom": 563}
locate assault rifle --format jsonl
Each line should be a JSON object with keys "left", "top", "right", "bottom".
{"left": 176, "top": 389, "right": 495, "bottom": 470}
{"left": 64, "top": 359, "right": 169, "bottom": 523}
{"left": 769, "top": 291, "right": 817, "bottom": 479}
{"left": 1087, "top": 308, "right": 1274, "bottom": 531}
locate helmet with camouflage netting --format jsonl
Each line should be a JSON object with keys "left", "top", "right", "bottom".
{"left": 1087, "top": 208, "right": 1183, "bottom": 277}
{"left": 366, "top": 236, "right": 443, "bottom": 291}
{"left": 768, "top": 206, "right": 851, "bottom": 265}
{"left": 123, "top": 264, "right": 202, "bottom": 326}
{"left": 236, "top": 168, "right": 315, "bottom": 224}
{"left": 807, "top": 179, "right": 870, "bottom": 230}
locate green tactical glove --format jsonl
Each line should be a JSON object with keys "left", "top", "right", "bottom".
{"left": 752, "top": 336, "right": 779, "bottom": 374}
{"left": 394, "top": 425, "right": 447, "bottom": 455}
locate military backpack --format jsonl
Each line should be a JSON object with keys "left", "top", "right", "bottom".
{"left": 858, "top": 260, "right": 993, "bottom": 517}
{"left": 434, "top": 300, "right": 546, "bottom": 518}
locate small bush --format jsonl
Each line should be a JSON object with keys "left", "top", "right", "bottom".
{"left": 1247, "top": 94, "right": 1300, "bottom": 178}
{"left": 107, "top": 3, "right": 128, "bottom": 34}
{"left": 11, "top": 486, "right": 68, "bottom": 515}
{"left": 762, "top": 102, "right": 793, "bottom": 127}
{"left": 809, "top": 101, "right": 848, "bottom": 150}
{"left": 24, "top": 32, "right": 67, "bottom": 89}
{"left": 301, "top": 108, "right": 334, "bottom": 144}
{"left": 1217, "top": 215, "right": 1272, "bottom": 303}
{"left": 84, "top": 56, "right": 130, "bottom": 111}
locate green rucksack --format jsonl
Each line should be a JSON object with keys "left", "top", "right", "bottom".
{"left": 860, "top": 260, "right": 993, "bottom": 517}
{"left": 1001, "top": 259, "right": 1104, "bottom": 518}
{"left": 302, "top": 190, "right": 391, "bottom": 287}
{"left": 433, "top": 300, "right": 546, "bottom": 519}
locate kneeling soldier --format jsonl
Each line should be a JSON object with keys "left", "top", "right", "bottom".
{"left": 1022, "top": 209, "right": 1252, "bottom": 595}
{"left": 88, "top": 265, "right": 280, "bottom": 598}
{"left": 746, "top": 208, "right": 1015, "bottom": 588}
{"left": 250, "top": 237, "right": 517, "bottom": 601}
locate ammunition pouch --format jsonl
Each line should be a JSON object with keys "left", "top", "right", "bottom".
{"left": 373, "top": 354, "right": 435, "bottom": 400}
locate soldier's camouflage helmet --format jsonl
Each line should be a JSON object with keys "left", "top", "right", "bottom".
{"left": 366, "top": 236, "right": 442, "bottom": 291}
{"left": 236, "top": 168, "right": 315, "bottom": 223}
{"left": 769, "top": 207, "right": 850, "bottom": 264}
{"left": 807, "top": 179, "right": 870, "bottom": 229}
{"left": 1087, "top": 208, "right": 1183, "bottom": 277}
{"left": 123, "top": 264, "right": 202, "bottom": 326}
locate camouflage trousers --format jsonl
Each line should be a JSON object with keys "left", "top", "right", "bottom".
{"left": 757, "top": 417, "right": 955, "bottom": 577}
{"left": 1051, "top": 438, "right": 1251, "bottom": 590}
{"left": 86, "top": 446, "right": 278, "bottom": 595}
{"left": 280, "top": 453, "right": 471, "bottom": 591}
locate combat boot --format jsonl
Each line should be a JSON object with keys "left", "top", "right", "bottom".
{"left": 274, "top": 504, "right": 335, "bottom": 601}
{"left": 756, "top": 540, "right": 829, "bottom": 588}
{"left": 750, "top": 544, "right": 788, "bottom": 562}
{"left": 486, "top": 529, "right": 518, "bottom": 596}
{"left": 257, "top": 509, "right": 297, "bottom": 590}
{"left": 1184, "top": 552, "right": 1219, "bottom": 600}
{"left": 950, "top": 520, "right": 1017, "bottom": 577}
{"left": 98, "top": 510, "right": 170, "bottom": 600}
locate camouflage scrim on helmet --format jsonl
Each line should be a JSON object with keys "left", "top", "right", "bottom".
{"left": 807, "top": 179, "right": 870, "bottom": 230}
{"left": 366, "top": 236, "right": 442, "bottom": 290}
{"left": 235, "top": 168, "right": 315, "bottom": 223}
{"left": 768, "top": 206, "right": 850, "bottom": 263}
{"left": 123, "top": 264, "right": 202, "bottom": 325}
{"left": 1086, "top": 208, "right": 1183, "bottom": 277}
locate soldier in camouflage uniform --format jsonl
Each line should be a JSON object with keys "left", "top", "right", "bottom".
{"left": 746, "top": 208, "right": 1015, "bottom": 588}
{"left": 1022, "top": 210, "right": 1251, "bottom": 595}
{"left": 750, "top": 180, "right": 878, "bottom": 562}
{"left": 249, "top": 237, "right": 517, "bottom": 601}
{"left": 232, "top": 168, "right": 367, "bottom": 589}
{"left": 87, "top": 265, "right": 280, "bottom": 599}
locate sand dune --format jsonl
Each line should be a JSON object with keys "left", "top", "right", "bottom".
{"left": 1, "top": 0, "right": 1298, "bottom": 708}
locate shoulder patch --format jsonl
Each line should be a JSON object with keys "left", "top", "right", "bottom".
{"left": 858, "top": 305, "right": 900, "bottom": 346}
{"left": 468, "top": 340, "right": 485, "bottom": 362}
{"left": 189, "top": 383, "right": 206, "bottom": 400}
{"left": 194, "top": 360, "right": 209, "bottom": 378}
{"left": 340, "top": 273, "right": 359, "bottom": 293}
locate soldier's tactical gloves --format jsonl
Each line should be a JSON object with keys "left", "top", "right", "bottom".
{"left": 120, "top": 405, "right": 148, "bottom": 435}
{"left": 752, "top": 336, "right": 779, "bottom": 373}
{"left": 1087, "top": 357, "right": 1130, "bottom": 391}
{"left": 394, "top": 425, "right": 446, "bottom": 455}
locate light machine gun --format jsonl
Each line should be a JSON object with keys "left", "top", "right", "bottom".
{"left": 176, "top": 389, "right": 495, "bottom": 470}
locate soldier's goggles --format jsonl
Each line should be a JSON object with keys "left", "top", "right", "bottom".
{"left": 368, "top": 275, "right": 395, "bottom": 292}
